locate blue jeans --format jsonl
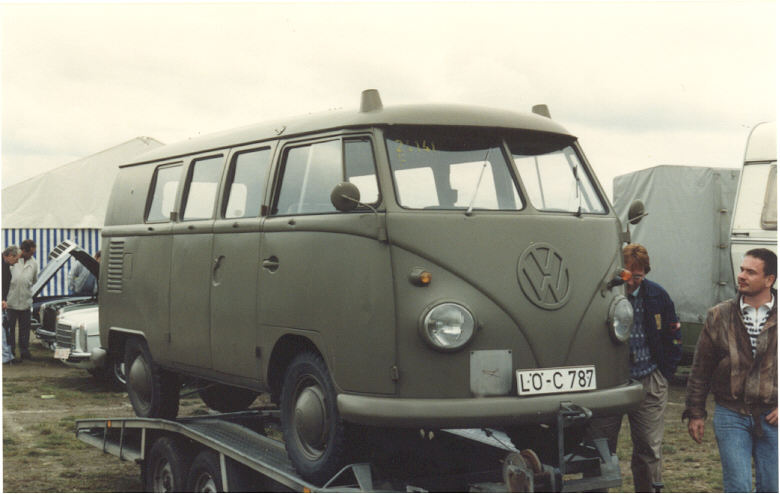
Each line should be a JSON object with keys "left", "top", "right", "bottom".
{"left": 713, "top": 403, "right": 778, "bottom": 493}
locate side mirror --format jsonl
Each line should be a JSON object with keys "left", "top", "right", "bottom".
{"left": 628, "top": 200, "right": 647, "bottom": 225}
{"left": 330, "top": 182, "right": 361, "bottom": 212}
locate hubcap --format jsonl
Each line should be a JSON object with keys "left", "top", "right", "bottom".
{"left": 152, "top": 459, "right": 174, "bottom": 492}
{"left": 294, "top": 382, "right": 327, "bottom": 459}
{"left": 128, "top": 355, "right": 152, "bottom": 407}
{"left": 194, "top": 472, "right": 218, "bottom": 492}
{"left": 114, "top": 361, "right": 127, "bottom": 386}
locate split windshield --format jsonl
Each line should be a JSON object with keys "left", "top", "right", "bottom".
{"left": 385, "top": 126, "right": 606, "bottom": 214}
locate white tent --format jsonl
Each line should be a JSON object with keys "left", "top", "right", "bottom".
{"left": 2, "top": 136, "right": 163, "bottom": 228}
{"left": 2, "top": 137, "right": 163, "bottom": 295}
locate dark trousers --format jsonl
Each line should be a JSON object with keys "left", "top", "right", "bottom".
{"left": 6, "top": 308, "right": 31, "bottom": 356}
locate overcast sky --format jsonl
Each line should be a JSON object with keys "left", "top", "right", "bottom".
{"left": 0, "top": 1, "right": 776, "bottom": 200}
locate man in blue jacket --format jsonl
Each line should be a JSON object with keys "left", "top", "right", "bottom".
{"left": 590, "top": 243, "right": 682, "bottom": 492}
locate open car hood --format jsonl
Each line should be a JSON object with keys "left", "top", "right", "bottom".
{"left": 31, "top": 240, "right": 99, "bottom": 298}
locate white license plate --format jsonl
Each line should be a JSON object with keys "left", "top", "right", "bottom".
{"left": 54, "top": 348, "right": 70, "bottom": 360}
{"left": 516, "top": 365, "right": 596, "bottom": 396}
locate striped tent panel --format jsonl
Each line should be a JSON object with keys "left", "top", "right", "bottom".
{"left": 2, "top": 228, "right": 101, "bottom": 296}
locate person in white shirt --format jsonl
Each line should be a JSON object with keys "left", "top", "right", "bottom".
{"left": 6, "top": 240, "right": 38, "bottom": 360}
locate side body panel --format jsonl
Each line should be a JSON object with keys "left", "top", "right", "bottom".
{"left": 100, "top": 162, "right": 175, "bottom": 361}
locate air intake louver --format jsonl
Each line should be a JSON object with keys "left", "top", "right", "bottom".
{"left": 106, "top": 240, "right": 125, "bottom": 293}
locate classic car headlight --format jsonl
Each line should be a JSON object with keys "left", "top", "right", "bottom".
{"left": 78, "top": 323, "right": 88, "bottom": 351}
{"left": 420, "top": 302, "right": 476, "bottom": 351}
{"left": 608, "top": 295, "right": 633, "bottom": 343}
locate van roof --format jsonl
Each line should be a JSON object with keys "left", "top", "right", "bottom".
{"left": 744, "top": 121, "right": 777, "bottom": 163}
{"left": 123, "top": 102, "right": 573, "bottom": 167}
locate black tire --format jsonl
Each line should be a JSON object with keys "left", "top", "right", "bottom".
{"left": 198, "top": 383, "right": 258, "bottom": 413}
{"left": 125, "top": 338, "right": 180, "bottom": 419}
{"left": 145, "top": 436, "right": 191, "bottom": 492}
{"left": 280, "top": 351, "right": 349, "bottom": 485}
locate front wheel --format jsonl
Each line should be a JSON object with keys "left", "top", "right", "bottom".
{"left": 280, "top": 351, "right": 349, "bottom": 485}
{"left": 125, "top": 338, "right": 180, "bottom": 418}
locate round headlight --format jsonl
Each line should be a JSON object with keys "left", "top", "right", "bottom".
{"left": 420, "top": 302, "right": 476, "bottom": 351}
{"left": 608, "top": 296, "right": 634, "bottom": 343}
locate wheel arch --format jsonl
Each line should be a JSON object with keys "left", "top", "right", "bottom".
{"left": 267, "top": 334, "right": 323, "bottom": 404}
{"left": 107, "top": 328, "right": 146, "bottom": 363}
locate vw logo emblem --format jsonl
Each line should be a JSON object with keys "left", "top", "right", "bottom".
{"left": 517, "top": 243, "right": 571, "bottom": 310}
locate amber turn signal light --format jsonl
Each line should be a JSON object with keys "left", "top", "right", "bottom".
{"left": 409, "top": 268, "right": 432, "bottom": 286}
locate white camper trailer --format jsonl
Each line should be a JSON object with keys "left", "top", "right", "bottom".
{"left": 730, "top": 121, "right": 777, "bottom": 284}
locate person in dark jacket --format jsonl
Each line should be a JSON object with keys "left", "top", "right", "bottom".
{"left": 589, "top": 243, "right": 681, "bottom": 492}
{"left": 2, "top": 245, "right": 20, "bottom": 364}
{"left": 684, "top": 248, "right": 776, "bottom": 493}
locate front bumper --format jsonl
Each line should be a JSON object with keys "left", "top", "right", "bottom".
{"left": 35, "top": 328, "right": 56, "bottom": 345}
{"left": 57, "top": 350, "right": 95, "bottom": 370}
{"left": 338, "top": 380, "right": 643, "bottom": 428}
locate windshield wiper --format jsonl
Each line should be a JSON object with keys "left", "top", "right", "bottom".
{"left": 465, "top": 148, "right": 491, "bottom": 217}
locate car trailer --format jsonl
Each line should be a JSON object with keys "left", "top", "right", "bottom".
{"left": 75, "top": 404, "right": 621, "bottom": 492}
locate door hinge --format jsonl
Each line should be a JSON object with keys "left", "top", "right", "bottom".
{"left": 255, "top": 347, "right": 262, "bottom": 359}
{"left": 390, "top": 365, "right": 400, "bottom": 381}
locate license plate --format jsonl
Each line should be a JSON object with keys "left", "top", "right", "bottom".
{"left": 54, "top": 348, "right": 70, "bottom": 360}
{"left": 516, "top": 365, "right": 596, "bottom": 396}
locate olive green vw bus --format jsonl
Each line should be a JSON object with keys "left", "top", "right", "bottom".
{"left": 99, "top": 90, "right": 643, "bottom": 484}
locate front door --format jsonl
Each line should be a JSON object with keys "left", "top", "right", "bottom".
{"left": 258, "top": 135, "right": 396, "bottom": 395}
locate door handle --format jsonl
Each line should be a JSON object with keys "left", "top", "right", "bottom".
{"left": 212, "top": 256, "right": 225, "bottom": 286}
{"left": 261, "top": 256, "right": 279, "bottom": 272}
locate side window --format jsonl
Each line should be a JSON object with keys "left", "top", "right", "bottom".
{"left": 761, "top": 164, "right": 777, "bottom": 230}
{"left": 273, "top": 137, "right": 379, "bottom": 215}
{"left": 182, "top": 155, "right": 224, "bottom": 221}
{"left": 147, "top": 164, "right": 182, "bottom": 223}
{"left": 224, "top": 148, "right": 271, "bottom": 219}
{"left": 345, "top": 139, "right": 379, "bottom": 204}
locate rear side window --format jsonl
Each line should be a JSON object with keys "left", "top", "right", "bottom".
{"left": 273, "top": 138, "right": 379, "bottom": 215}
{"left": 147, "top": 164, "right": 182, "bottom": 222}
{"left": 182, "top": 155, "right": 224, "bottom": 220}
{"left": 223, "top": 148, "right": 272, "bottom": 219}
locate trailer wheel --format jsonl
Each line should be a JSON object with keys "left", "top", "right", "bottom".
{"left": 125, "top": 338, "right": 180, "bottom": 419}
{"left": 187, "top": 450, "right": 223, "bottom": 492}
{"left": 198, "top": 383, "right": 258, "bottom": 413}
{"left": 146, "top": 436, "right": 191, "bottom": 493}
{"left": 186, "top": 449, "right": 256, "bottom": 493}
{"left": 280, "top": 351, "right": 348, "bottom": 485}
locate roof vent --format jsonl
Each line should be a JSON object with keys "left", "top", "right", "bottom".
{"left": 532, "top": 104, "right": 551, "bottom": 118}
{"left": 360, "top": 89, "right": 383, "bottom": 113}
